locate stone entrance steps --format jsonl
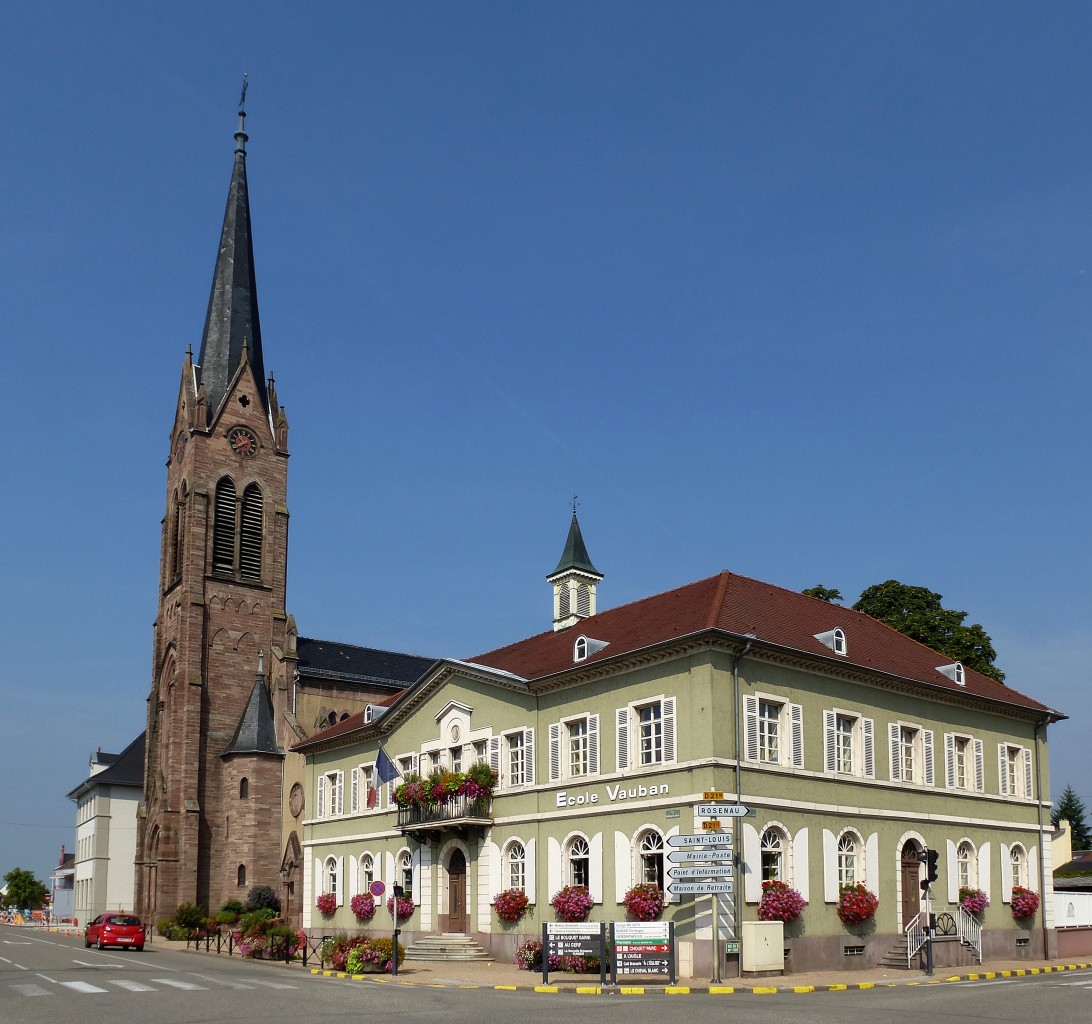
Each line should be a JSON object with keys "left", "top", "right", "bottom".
{"left": 879, "top": 937, "right": 912, "bottom": 969}
{"left": 403, "top": 933, "right": 494, "bottom": 962}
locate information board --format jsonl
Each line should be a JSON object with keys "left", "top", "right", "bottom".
{"left": 542, "top": 922, "right": 607, "bottom": 985}
{"left": 610, "top": 921, "right": 675, "bottom": 984}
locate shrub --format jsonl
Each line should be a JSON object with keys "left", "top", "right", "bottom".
{"left": 836, "top": 883, "right": 879, "bottom": 925}
{"left": 246, "top": 885, "right": 280, "bottom": 914}
{"left": 958, "top": 886, "right": 989, "bottom": 915}
{"left": 758, "top": 880, "right": 807, "bottom": 923}
{"left": 220, "top": 899, "right": 245, "bottom": 919}
{"left": 174, "top": 902, "right": 207, "bottom": 930}
{"left": 492, "top": 887, "right": 532, "bottom": 923}
{"left": 344, "top": 936, "right": 406, "bottom": 974}
{"left": 550, "top": 884, "right": 593, "bottom": 922}
{"left": 622, "top": 883, "right": 664, "bottom": 922}
{"left": 350, "top": 892, "right": 376, "bottom": 922}
{"left": 156, "top": 918, "right": 173, "bottom": 937}
{"left": 1011, "top": 886, "right": 1040, "bottom": 920}
{"left": 230, "top": 909, "right": 297, "bottom": 959}
{"left": 514, "top": 938, "right": 542, "bottom": 970}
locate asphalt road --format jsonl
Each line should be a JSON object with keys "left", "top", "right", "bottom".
{"left": 2, "top": 925, "right": 1091, "bottom": 1024}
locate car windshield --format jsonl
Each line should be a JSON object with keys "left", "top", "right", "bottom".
{"left": 106, "top": 916, "right": 141, "bottom": 926}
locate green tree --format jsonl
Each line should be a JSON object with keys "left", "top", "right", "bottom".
{"left": 852, "top": 580, "right": 1005, "bottom": 683}
{"left": 1, "top": 868, "right": 49, "bottom": 910}
{"left": 802, "top": 585, "right": 843, "bottom": 602}
{"left": 1052, "top": 784, "right": 1091, "bottom": 853}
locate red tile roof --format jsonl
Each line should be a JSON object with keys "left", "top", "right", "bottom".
{"left": 469, "top": 571, "right": 1058, "bottom": 717}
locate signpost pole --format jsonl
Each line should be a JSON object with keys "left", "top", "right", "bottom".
{"left": 609, "top": 921, "right": 617, "bottom": 987}
{"left": 599, "top": 922, "right": 607, "bottom": 987}
{"left": 669, "top": 920, "right": 676, "bottom": 986}
{"left": 541, "top": 922, "right": 549, "bottom": 986}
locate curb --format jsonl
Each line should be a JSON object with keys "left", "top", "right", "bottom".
{"left": 307, "top": 961, "right": 1092, "bottom": 994}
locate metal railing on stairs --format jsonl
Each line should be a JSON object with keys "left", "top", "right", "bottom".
{"left": 906, "top": 910, "right": 929, "bottom": 969}
{"left": 958, "top": 907, "right": 983, "bottom": 963}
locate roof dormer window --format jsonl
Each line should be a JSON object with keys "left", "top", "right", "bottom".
{"left": 814, "top": 627, "right": 848, "bottom": 657}
{"left": 937, "top": 663, "right": 966, "bottom": 686}
{"left": 575, "top": 636, "right": 588, "bottom": 661}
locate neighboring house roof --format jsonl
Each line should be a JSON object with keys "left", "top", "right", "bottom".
{"left": 296, "top": 637, "right": 437, "bottom": 690}
{"left": 223, "top": 677, "right": 282, "bottom": 757}
{"left": 468, "top": 571, "right": 1060, "bottom": 718}
{"left": 67, "top": 733, "right": 146, "bottom": 801}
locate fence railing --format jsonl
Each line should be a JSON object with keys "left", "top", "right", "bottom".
{"left": 183, "top": 928, "right": 330, "bottom": 967}
{"left": 957, "top": 907, "right": 983, "bottom": 963}
{"left": 396, "top": 794, "right": 493, "bottom": 829}
{"left": 905, "top": 910, "right": 929, "bottom": 969}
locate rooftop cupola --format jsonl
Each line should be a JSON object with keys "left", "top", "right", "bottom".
{"left": 547, "top": 506, "right": 602, "bottom": 631}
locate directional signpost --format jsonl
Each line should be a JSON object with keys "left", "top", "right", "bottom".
{"left": 610, "top": 921, "right": 676, "bottom": 985}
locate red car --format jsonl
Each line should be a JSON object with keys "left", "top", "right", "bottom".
{"left": 84, "top": 913, "right": 145, "bottom": 951}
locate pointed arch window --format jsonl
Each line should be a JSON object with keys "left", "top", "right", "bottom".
{"left": 240, "top": 484, "right": 263, "bottom": 581}
{"left": 213, "top": 479, "right": 237, "bottom": 575}
{"left": 169, "top": 486, "right": 186, "bottom": 583}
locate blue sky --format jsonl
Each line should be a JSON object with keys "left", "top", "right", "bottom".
{"left": 3, "top": 2, "right": 1090, "bottom": 885}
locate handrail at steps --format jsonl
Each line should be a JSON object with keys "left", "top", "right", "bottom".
{"left": 958, "top": 906, "right": 983, "bottom": 963}
{"left": 905, "top": 910, "right": 929, "bottom": 969}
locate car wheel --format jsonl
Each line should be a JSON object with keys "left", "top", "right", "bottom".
{"left": 97, "top": 937, "right": 105, "bottom": 950}
{"left": 134, "top": 946, "right": 144, "bottom": 953}
{"left": 84, "top": 937, "right": 91, "bottom": 948}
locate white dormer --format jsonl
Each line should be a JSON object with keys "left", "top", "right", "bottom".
{"left": 363, "top": 703, "right": 390, "bottom": 725}
{"left": 936, "top": 663, "right": 966, "bottom": 685}
{"left": 814, "top": 627, "right": 848, "bottom": 656}
{"left": 574, "top": 636, "right": 610, "bottom": 662}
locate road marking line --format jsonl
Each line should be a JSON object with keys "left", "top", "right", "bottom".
{"left": 11, "top": 983, "right": 52, "bottom": 997}
{"left": 110, "top": 979, "right": 157, "bottom": 992}
{"left": 60, "top": 980, "right": 108, "bottom": 993}
{"left": 152, "top": 978, "right": 208, "bottom": 990}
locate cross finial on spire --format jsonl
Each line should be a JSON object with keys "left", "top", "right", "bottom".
{"left": 257, "top": 649, "right": 264, "bottom": 677}
{"left": 571, "top": 494, "right": 579, "bottom": 516}
{"left": 239, "top": 73, "right": 249, "bottom": 113}
{"left": 235, "top": 73, "right": 249, "bottom": 154}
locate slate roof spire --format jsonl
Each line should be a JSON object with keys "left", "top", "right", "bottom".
{"left": 548, "top": 504, "right": 603, "bottom": 631}
{"left": 550, "top": 506, "right": 600, "bottom": 577}
{"left": 196, "top": 76, "right": 268, "bottom": 423}
{"left": 223, "top": 651, "right": 282, "bottom": 757}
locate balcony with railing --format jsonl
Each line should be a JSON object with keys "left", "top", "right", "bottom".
{"left": 396, "top": 794, "right": 493, "bottom": 839}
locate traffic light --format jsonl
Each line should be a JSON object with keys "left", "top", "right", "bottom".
{"left": 924, "top": 849, "right": 939, "bottom": 884}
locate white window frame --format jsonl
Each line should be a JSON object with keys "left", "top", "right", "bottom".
{"left": 359, "top": 852, "right": 374, "bottom": 893}
{"left": 636, "top": 828, "right": 665, "bottom": 889}
{"left": 837, "top": 829, "right": 862, "bottom": 888}
{"left": 566, "top": 834, "right": 591, "bottom": 888}
{"left": 503, "top": 728, "right": 534, "bottom": 788}
{"left": 399, "top": 849, "right": 413, "bottom": 895}
{"left": 760, "top": 825, "right": 789, "bottom": 883}
{"left": 945, "top": 733, "right": 984, "bottom": 793}
{"left": 317, "top": 769, "right": 344, "bottom": 818}
{"left": 616, "top": 697, "right": 676, "bottom": 771}
{"left": 998, "top": 743, "right": 1033, "bottom": 799}
{"left": 1010, "top": 843, "right": 1027, "bottom": 890}
{"left": 506, "top": 840, "right": 527, "bottom": 891}
{"left": 549, "top": 714, "right": 600, "bottom": 781}
{"left": 823, "top": 709, "right": 875, "bottom": 778}
{"left": 956, "top": 840, "right": 976, "bottom": 890}
{"left": 745, "top": 693, "right": 803, "bottom": 768}
{"left": 888, "top": 721, "right": 934, "bottom": 786}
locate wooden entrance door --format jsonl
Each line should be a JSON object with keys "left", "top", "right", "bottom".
{"left": 448, "top": 849, "right": 467, "bottom": 932}
{"left": 901, "top": 843, "right": 922, "bottom": 928}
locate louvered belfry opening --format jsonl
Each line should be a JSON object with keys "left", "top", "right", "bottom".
{"left": 239, "top": 484, "right": 263, "bottom": 582}
{"left": 213, "top": 479, "right": 237, "bottom": 575}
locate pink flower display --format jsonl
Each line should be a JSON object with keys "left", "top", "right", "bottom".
{"left": 350, "top": 892, "right": 376, "bottom": 922}
{"left": 835, "top": 883, "right": 878, "bottom": 925}
{"left": 757, "top": 879, "right": 807, "bottom": 923}
{"left": 492, "top": 887, "right": 532, "bottom": 924}
{"left": 386, "top": 894, "right": 416, "bottom": 920}
{"left": 958, "top": 886, "right": 989, "bottom": 915}
{"left": 1010, "top": 885, "right": 1040, "bottom": 920}
{"left": 315, "top": 892, "right": 336, "bottom": 916}
{"left": 550, "top": 884, "right": 594, "bottom": 922}
{"left": 622, "top": 883, "right": 664, "bottom": 922}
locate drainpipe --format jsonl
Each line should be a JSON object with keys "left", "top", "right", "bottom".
{"left": 1034, "top": 720, "right": 1049, "bottom": 958}
{"left": 731, "top": 636, "right": 754, "bottom": 980}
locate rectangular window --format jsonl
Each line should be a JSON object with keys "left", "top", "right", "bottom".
{"left": 319, "top": 770, "right": 344, "bottom": 817}
{"left": 504, "top": 729, "right": 534, "bottom": 787}
{"left": 550, "top": 715, "right": 600, "bottom": 781}
{"left": 569, "top": 718, "right": 588, "bottom": 776}
{"left": 616, "top": 697, "right": 675, "bottom": 771}
{"left": 450, "top": 746, "right": 463, "bottom": 773}
{"left": 835, "top": 715, "right": 854, "bottom": 773}
{"left": 888, "top": 722, "right": 934, "bottom": 786}
{"left": 508, "top": 732, "right": 525, "bottom": 785}
{"left": 639, "top": 702, "right": 663, "bottom": 765}
{"left": 745, "top": 695, "right": 804, "bottom": 768}
{"left": 999, "top": 744, "right": 1032, "bottom": 798}
{"left": 824, "top": 710, "right": 876, "bottom": 778}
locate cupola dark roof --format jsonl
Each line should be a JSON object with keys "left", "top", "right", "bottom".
{"left": 223, "top": 672, "right": 282, "bottom": 757}
{"left": 549, "top": 511, "right": 600, "bottom": 578}
{"left": 196, "top": 87, "right": 268, "bottom": 423}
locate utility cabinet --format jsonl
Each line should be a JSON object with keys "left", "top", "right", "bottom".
{"left": 741, "top": 920, "right": 785, "bottom": 972}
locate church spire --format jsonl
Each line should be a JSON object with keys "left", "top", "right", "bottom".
{"left": 196, "top": 76, "right": 268, "bottom": 424}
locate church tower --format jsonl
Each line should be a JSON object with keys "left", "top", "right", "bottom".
{"left": 136, "top": 88, "right": 292, "bottom": 921}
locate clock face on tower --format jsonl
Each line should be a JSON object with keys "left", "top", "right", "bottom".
{"left": 228, "top": 426, "right": 258, "bottom": 458}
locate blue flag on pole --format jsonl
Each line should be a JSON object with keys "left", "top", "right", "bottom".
{"left": 375, "top": 746, "right": 400, "bottom": 784}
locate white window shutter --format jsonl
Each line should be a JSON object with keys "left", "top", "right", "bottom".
{"left": 946, "top": 839, "right": 958, "bottom": 904}
{"left": 1000, "top": 843, "right": 1012, "bottom": 901}
{"left": 862, "top": 719, "right": 875, "bottom": 778}
{"left": 549, "top": 724, "right": 561, "bottom": 782}
{"left": 923, "top": 730, "right": 934, "bottom": 786}
{"left": 523, "top": 728, "right": 535, "bottom": 785}
{"left": 945, "top": 734, "right": 956, "bottom": 789}
{"left": 742, "top": 823, "right": 761, "bottom": 904}
{"left": 790, "top": 703, "right": 804, "bottom": 768}
{"left": 614, "top": 832, "right": 631, "bottom": 903}
{"left": 547, "top": 837, "right": 562, "bottom": 900}
{"left": 616, "top": 707, "right": 630, "bottom": 772}
{"left": 793, "top": 827, "right": 810, "bottom": 902}
{"left": 335, "top": 856, "right": 344, "bottom": 906}
{"left": 865, "top": 832, "right": 879, "bottom": 888}
{"left": 744, "top": 696, "right": 759, "bottom": 761}
{"left": 590, "top": 833, "right": 603, "bottom": 903}
{"left": 823, "top": 829, "right": 838, "bottom": 903}
{"left": 980, "top": 842, "right": 991, "bottom": 898}
{"left": 889, "top": 724, "right": 901, "bottom": 781}
{"left": 350, "top": 767, "right": 360, "bottom": 813}
{"left": 314, "top": 858, "right": 324, "bottom": 900}
{"left": 349, "top": 854, "right": 358, "bottom": 897}
{"left": 588, "top": 714, "right": 600, "bottom": 775}
{"left": 973, "top": 739, "right": 985, "bottom": 792}
{"left": 998, "top": 743, "right": 1008, "bottom": 795}
{"left": 526, "top": 838, "right": 537, "bottom": 904}
{"left": 487, "top": 840, "right": 501, "bottom": 897}
{"left": 1022, "top": 747, "right": 1033, "bottom": 799}
{"left": 823, "top": 711, "right": 836, "bottom": 773}
{"left": 663, "top": 697, "right": 677, "bottom": 762}
{"left": 411, "top": 847, "right": 422, "bottom": 905}
{"left": 317, "top": 776, "right": 326, "bottom": 818}
{"left": 488, "top": 738, "right": 500, "bottom": 780}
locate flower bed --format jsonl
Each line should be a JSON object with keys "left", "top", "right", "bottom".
{"left": 321, "top": 934, "right": 405, "bottom": 973}
{"left": 1011, "top": 885, "right": 1040, "bottom": 920}
{"left": 513, "top": 938, "right": 601, "bottom": 974}
{"left": 492, "top": 887, "right": 532, "bottom": 924}
{"left": 958, "top": 886, "right": 989, "bottom": 915}
{"left": 550, "top": 884, "right": 593, "bottom": 922}
{"left": 836, "top": 883, "right": 878, "bottom": 925}
{"left": 622, "top": 883, "right": 664, "bottom": 922}
{"left": 758, "top": 879, "right": 806, "bottom": 923}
